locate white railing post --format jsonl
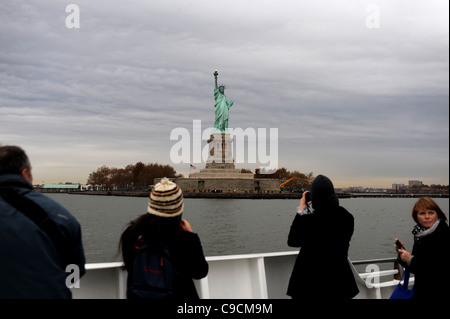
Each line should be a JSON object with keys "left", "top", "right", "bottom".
{"left": 116, "top": 267, "right": 127, "bottom": 299}
{"left": 195, "top": 277, "right": 211, "bottom": 299}
{"left": 256, "top": 257, "right": 268, "bottom": 299}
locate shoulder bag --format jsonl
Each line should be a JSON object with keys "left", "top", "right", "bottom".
{"left": 390, "top": 268, "right": 414, "bottom": 299}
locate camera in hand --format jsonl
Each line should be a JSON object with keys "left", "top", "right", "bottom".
{"left": 304, "top": 192, "right": 311, "bottom": 203}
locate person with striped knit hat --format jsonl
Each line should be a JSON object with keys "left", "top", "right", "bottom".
{"left": 119, "top": 178, "right": 209, "bottom": 300}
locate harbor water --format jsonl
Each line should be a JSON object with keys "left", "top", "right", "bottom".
{"left": 47, "top": 194, "right": 449, "bottom": 264}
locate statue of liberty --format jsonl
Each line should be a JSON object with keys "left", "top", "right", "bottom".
{"left": 213, "top": 70, "right": 234, "bottom": 133}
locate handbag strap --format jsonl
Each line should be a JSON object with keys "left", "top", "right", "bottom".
{"left": 401, "top": 268, "right": 411, "bottom": 288}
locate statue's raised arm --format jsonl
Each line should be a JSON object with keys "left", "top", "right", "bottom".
{"left": 214, "top": 69, "right": 219, "bottom": 89}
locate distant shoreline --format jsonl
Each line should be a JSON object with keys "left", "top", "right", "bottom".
{"left": 56, "top": 190, "right": 449, "bottom": 199}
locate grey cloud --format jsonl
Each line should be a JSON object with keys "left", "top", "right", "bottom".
{"left": 0, "top": 0, "right": 448, "bottom": 187}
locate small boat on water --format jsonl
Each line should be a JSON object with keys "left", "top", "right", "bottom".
{"left": 72, "top": 251, "right": 410, "bottom": 299}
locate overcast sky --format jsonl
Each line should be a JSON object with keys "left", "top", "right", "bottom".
{"left": 1, "top": 0, "right": 448, "bottom": 188}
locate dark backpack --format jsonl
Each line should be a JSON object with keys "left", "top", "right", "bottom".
{"left": 129, "top": 236, "right": 178, "bottom": 299}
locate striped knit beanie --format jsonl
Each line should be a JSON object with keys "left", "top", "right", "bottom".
{"left": 147, "top": 177, "right": 184, "bottom": 217}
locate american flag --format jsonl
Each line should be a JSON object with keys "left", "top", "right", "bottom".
{"left": 190, "top": 164, "right": 196, "bottom": 169}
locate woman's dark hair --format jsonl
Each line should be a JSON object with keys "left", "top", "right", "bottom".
{"left": 118, "top": 213, "right": 184, "bottom": 266}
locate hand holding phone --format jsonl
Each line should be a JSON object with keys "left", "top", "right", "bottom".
{"left": 395, "top": 239, "right": 404, "bottom": 250}
{"left": 298, "top": 191, "right": 311, "bottom": 212}
{"left": 304, "top": 192, "right": 311, "bottom": 204}
{"left": 181, "top": 219, "right": 193, "bottom": 232}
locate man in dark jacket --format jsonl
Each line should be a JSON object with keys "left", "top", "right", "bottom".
{"left": 0, "top": 145, "right": 86, "bottom": 298}
{"left": 287, "top": 174, "right": 359, "bottom": 299}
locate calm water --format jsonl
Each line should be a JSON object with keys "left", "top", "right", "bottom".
{"left": 47, "top": 194, "right": 449, "bottom": 263}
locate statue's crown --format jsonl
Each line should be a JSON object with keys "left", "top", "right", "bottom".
{"left": 219, "top": 84, "right": 226, "bottom": 89}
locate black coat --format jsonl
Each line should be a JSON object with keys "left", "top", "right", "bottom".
{"left": 287, "top": 206, "right": 359, "bottom": 299}
{"left": 405, "top": 220, "right": 450, "bottom": 300}
{"left": 0, "top": 174, "right": 86, "bottom": 298}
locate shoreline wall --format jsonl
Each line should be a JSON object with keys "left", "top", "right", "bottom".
{"left": 60, "top": 190, "right": 448, "bottom": 199}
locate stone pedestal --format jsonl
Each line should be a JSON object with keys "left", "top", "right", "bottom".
{"left": 189, "top": 133, "right": 254, "bottom": 179}
{"left": 205, "top": 133, "right": 234, "bottom": 168}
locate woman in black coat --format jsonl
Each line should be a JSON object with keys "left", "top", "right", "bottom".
{"left": 396, "top": 197, "right": 449, "bottom": 300}
{"left": 119, "top": 178, "right": 208, "bottom": 300}
{"left": 287, "top": 175, "right": 359, "bottom": 299}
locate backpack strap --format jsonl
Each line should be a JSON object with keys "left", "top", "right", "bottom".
{"left": 134, "top": 236, "right": 172, "bottom": 255}
{"left": 135, "top": 235, "right": 145, "bottom": 250}
{"left": 134, "top": 235, "right": 176, "bottom": 272}
{"left": 0, "top": 188, "right": 69, "bottom": 267}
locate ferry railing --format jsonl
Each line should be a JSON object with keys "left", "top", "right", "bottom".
{"left": 352, "top": 257, "right": 403, "bottom": 280}
{"left": 72, "top": 253, "right": 409, "bottom": 299}
{"left": 350, "top": 257, "right": 414, "bottom": 299}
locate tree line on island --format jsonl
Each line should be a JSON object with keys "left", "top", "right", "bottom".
{"left": 87, "top": 162, "right": 313, "bottom": 191}
{"left": 87, "top": 162, "right": 179, "bottom": 190}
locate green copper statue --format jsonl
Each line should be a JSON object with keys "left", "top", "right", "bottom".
{"left": 213, "top": 70, "right": 234, "bottom": 134}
